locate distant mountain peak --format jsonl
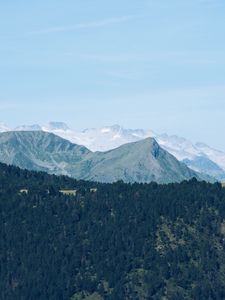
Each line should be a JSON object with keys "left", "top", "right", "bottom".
{"left": 110, "top": 124, "right": 122, "bottom": 131}
{"left": 1, "top": 122, "right": 225, "bottom": 180}
{"left": 15, "top": 124, "right": 42, "bottom": 131}
{"left": 0, "top": 122, "right": 11, "bottom": 132}
{"left": 46, "top": 122, "right": 70, "bottom": 131}
{"left": 0, "top": 131, "right": 202, "bottom": 184}
{"left": 195, "top": 142, "right": 212, "bottom": 149}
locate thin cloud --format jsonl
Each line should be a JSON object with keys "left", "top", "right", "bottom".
{"left": 78, "top": 51, "right": 224, "bottom": 65}
{"left": 30, "top": 15, "right": 138, "bottom": 35}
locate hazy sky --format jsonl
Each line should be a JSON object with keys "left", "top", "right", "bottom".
{"left": 0, "top": 0, "right": 225, "bottom": 150}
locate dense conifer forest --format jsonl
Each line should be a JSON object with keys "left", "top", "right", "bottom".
{"left": 1, "top": 163, "right": 225, "bottom": 299}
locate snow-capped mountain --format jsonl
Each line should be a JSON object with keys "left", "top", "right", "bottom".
{"left": 183, "top": 156, "right": 225, "bottom": 181}
{"left": 40, "top": 122, "right": 225, "bottom": 180}
{"left": 81, "top": 125, "right": 156, "bottom": 152}
{"left": 42, "top": 122, "right": 91, "bottom": 147}
{"left": 42, "top": 123, "right": 156, "bottom": 152}
{"left": 15, "top": 124, "right": 42, "bottom": 131}
{"left": 195, "top": 142, "right": 225, "bottom": 172}
{"left": 156, "top": 134, "right": 200, "bottom": 161}
{"left": 0, "top": 123, "right": 11, "bottom": 132}
{"left": 43, "top": 122, "right": 70, "bottom": 131}
{"left": 1, "top": 121, "right": 225, "bottom": 180}
{"left": 156, "top": 135, "right": 225, "bottom": 175}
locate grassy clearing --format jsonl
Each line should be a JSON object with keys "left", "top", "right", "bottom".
{"left": 59, "top": 189, "right": 77, "bottom": 196}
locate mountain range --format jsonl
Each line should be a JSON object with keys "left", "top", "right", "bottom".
{"left": 1, "top": 121, "right": 224, "bottom": 181}
{"left": 0, "top": 130, "right": 205, "bottom": 184}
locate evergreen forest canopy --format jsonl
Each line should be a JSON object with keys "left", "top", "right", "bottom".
{"left": 1, "top": 163, "right": 225, "bottom": 300}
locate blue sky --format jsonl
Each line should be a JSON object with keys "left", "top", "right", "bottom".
{"left": 0, "top": 0, "right": 225, "bottom": 149}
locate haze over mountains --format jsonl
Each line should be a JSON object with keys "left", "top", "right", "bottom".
{"left": 1, "top": 121, "right": 225, "bottom": 181}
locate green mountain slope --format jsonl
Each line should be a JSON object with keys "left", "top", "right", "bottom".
{"left": 0, "top": 131, "right": 91, "bottom": 176}
{"left": 0, "top": 131, "right": 203, "bottom": 183}
{"left": 84, "top": 138, "right": 199, "bottom": 183}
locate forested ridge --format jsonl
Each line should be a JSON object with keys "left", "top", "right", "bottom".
{"left": 1, "top": 163, "right": 225, "bottom": 300}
